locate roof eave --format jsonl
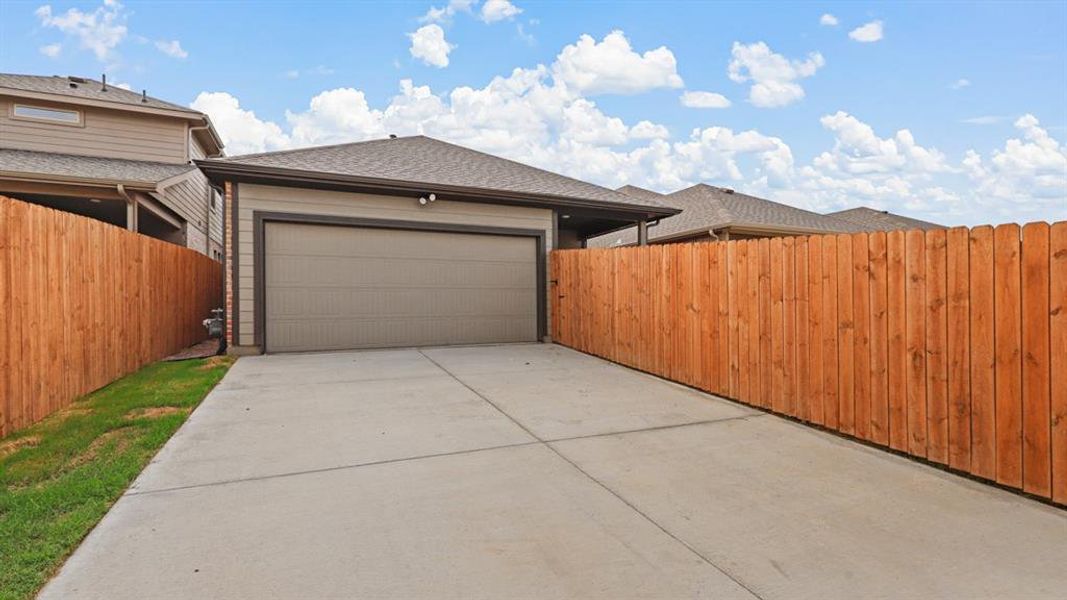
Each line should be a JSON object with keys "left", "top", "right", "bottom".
{"left": 0, "top": 170, "right": 168, "bottom": 192}
{"left": 0, "top": 86, "right": 206, "bottom": 121}
{"left": 195, "top": 160, "right": 681, "bottom": 218}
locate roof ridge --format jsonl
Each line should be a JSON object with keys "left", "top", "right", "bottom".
{"left": 414, "top": 136, "right": 639, "bottom": 201}
{"left": 219, "top": 134, "right": 419, "bottom": 161}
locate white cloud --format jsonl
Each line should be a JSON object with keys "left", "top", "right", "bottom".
{"left": 819, "top": 14, "right": 838, "bottom": 26}
{"left": 190, "top": 30, "right": 1064, "bottom": 224}
{"left": 961, "top": 115, "right": 1006, "bottom": 125}
{"left": 727, "top": 41, "right": 824, "bottom": 108}
{"left": 552, "top": 30, "right": 683, "bottom": 95}
{"left": 680, "top": 90, "right": 731, "bottom": 109}
{"left": 408, "top": 24, "right": 454, "bottom": 68}
{"left": 420, "top": 0, "right": 475, "bottom": 23}
{"left": 849, "top": 20, "right": 884, "bottom": 43}
{"left": 114, "top": 81, "right": 132, "bottom": 90}
{"left": 629, "top": 120, "right": 670, "bottom": 140}
{"left": 189, "top": 91, "right": 291, "bottom": 155}
{"left": 963, "top": 114, "right": 1067, "bottom": 216}
{"left": 154, "top": 39, "right": 187, "bottom": 59}
{"left": 39, "top": 43, "right": 62, "bottom": 58}
{"left": 480, "top": 0, "right": 522, "bottom": 23}
{"left": 950, "top": 78, "right": 970, "bottom": 90}
{"left": 35, "top": 0, "right": 127, "bottom": 61}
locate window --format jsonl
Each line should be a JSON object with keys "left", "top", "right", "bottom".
{"left": 13, "top": 104, "right": 82, "bottom": 125}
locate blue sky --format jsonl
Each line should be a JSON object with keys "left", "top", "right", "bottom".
{"left": 2, "top": 0, "right": 1065, "bottom": 225}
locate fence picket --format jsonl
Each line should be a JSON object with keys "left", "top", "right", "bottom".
{"left": 548, "top": 220, "right": 1062, "bottom": 504}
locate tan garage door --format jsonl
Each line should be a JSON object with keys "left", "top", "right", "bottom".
{"left": 264, "top": 222, "right": 539, "bottom": 352}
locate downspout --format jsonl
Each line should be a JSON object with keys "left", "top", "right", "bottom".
{"left": 116, "top": 184, "right": 137, "bottom": 232}
{"left": 209, "top": 182, "right": 228, "bottom": 353}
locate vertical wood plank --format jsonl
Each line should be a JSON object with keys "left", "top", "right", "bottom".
{"left": 1021, "top": 222, "right": 1050, "bottom": 497}
{"left": 807, "top": 236, "right": 824, "bottom": 425}
{"left": 717, "top": 242, "right": 730, "bottom": 395}
{"left": 852, "top": 233, "right": 872, "bottom": 440}
{"left": 868, "top": 231, "right": 890, "bottom": 446}
{"left": 727, "top": 241, "right": 740, "bottom": 397}
{"left": 926, "top": 229, "right": 950, "bottom": 464}
{"left": 771, "top": 237, "right": 785, "bottom": 413}
{"left": 969, "top": 226, "right": 997, "bottom": 480}
{"left": 795, "top": 237, "right": 810, "bottom": 422}
{"left": 783, "top": 236, "right": 797, "bottom": 417}
{"left": 837, "top": 234, "right": 855, "bottom": 435}
{"left": 822, "top": 235, "right": 840, "bottom": 430}
{"left": 994, "top": 223, "right": 1023, "bottom": 487}
{"left": 759, "top": 238, "right": 773, "bottom": 410}
{"left": 946, "top": 227, "right": 972, "bottom": 471}
{"left": 738, "top": 240, "right": 755, "bottom": 403}
{"left": 748, "top": 240, "right": 763, "bottom": 407}
{"left": 1050, "top": 221, "right": 1067, "bottom": 505}
{"left": 905, "top": 229, "right": 928, "bottom": 457}
{"left": 887, "top": 230, "right": 908, "bottom": 451}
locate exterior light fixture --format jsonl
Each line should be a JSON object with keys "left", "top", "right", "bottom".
{"left": 561, "top": 214, "right": 570, "bottom": 219}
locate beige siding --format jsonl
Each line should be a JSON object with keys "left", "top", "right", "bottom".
{"left": 235, "top": 183, "right": 554, "bottom": 348}
{"left": 0, "top": 96, "right": 187, "bottom": 163}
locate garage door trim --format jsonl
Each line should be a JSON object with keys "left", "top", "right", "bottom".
{"left": 252, "top": 210, "right": 547, "bottom": 351}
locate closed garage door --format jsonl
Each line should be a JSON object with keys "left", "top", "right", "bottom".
{"left": 264, "top": 222, "right": 539, "bottom": 352}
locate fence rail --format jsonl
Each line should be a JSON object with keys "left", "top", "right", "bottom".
{"left": 551, "top": 222, "right": 1066, "bottom": 505}
{"left": 1, "top": 196, "right": 223, "bottom": 437}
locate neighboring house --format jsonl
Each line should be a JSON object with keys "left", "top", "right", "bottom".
{"left": 825, "top": 206, "right": 944, "bottom": 231}
{"left": 590, "top": 183, "right": 864, "bottom": 247}
{"left": 0, "top": 74, "right": 225, "bottom": 259}
{"left": 196, "top": 135, "right": 677, "bottom": 354}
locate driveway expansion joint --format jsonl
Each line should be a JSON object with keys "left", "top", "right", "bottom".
{"left": 416, "top": 348, "right": 765, "bottom": 600}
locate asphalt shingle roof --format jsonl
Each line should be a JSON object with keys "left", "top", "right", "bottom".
{"left": 591, "top": 183, "right": 862, "bottom": 246}
{"left": 0, "top": 73, "right": 200, "bottom": 115}
{"left": 0, "top": 148, "right": 195, "bottom": 186}
{"left": 826, "top": 207, "right": 944, "bottom": 231}
{"left": 212, "top": 136, "right": 668, "bottom": 210}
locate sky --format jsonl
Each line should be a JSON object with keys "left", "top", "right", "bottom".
{"left": 1, "top": 0, "right": 1065, "bottom": 226}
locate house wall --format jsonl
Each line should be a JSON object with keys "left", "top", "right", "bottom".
{"left": 229, "top": 183, "right": 554, "bottom": 351}
{"left": 0, "top": 96, "right": 187, "bottom": 163}
{"left": 1, "top": 94, "right": 224, "bottom": 260}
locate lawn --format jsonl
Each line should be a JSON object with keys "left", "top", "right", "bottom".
{"left": 0, "top": 355, "right": 234, "bottom": 600}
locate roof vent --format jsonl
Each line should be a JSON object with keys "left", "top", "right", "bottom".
{"left": 389, "top": 134, "right": 398, "bottom": 139}
{"left": 722, "top": 188, "right": 735, "bottom": 194}
{"left": 67, "top": 76, "right": 88, "bottom": 84}
{"left": 101, "top": 74, "right": 108, "bottom": 92}
{"left": 141, "top": 90, "right": 148, "bottom": 103}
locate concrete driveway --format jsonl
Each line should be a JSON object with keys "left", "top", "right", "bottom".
{"left": 42, "top": 344, "right": 1067, "bottom": 599}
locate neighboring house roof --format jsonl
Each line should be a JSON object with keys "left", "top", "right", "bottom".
{"left": 0, "top": 148, "right": 196, "bottom": 190}
{"left": 591, "top": 183, "right": 862, "bottom": 246}
{"left": 0, "top": 73, "right": 224, "bottom": 154}
{"left": 0, "top": 73, "right": 198, "bottom": 115}
{"left": 197, "top": 136, "right": 677, "bottom": 217}
{"left": 826, "top": 207, "right": 944, "bottom": 231}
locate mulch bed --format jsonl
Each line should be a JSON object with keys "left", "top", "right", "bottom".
{"left": 163, "top": 339, "right": 222, "bottom": 361}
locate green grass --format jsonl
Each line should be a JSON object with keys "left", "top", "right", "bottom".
{"left": 0, "top": 356, "right": 235, "bottom": 600}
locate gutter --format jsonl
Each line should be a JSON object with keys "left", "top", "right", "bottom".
{"left": 189, "top": 121, "right": 225, "bottom": 158}
{"left": 0, "top": 170, "right": 159, "bottom": 191}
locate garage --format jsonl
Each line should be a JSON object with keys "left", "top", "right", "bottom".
{"left": 197, "top": 135, "right": 676, "bottom": 355}
{"left": 263, "top": 221, "right": 540, "bottom": 352}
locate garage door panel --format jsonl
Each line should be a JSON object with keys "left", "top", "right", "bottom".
{"left": 267, "top": 255, "right": 536, "bottom": 288}
{"left": 264, "top": 222, "right": 539, "bottom": 352}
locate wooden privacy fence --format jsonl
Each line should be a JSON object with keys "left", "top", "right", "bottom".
{"left": 551, "top": 222, "right": 1067, "bottom": 505}
{"left": 0, "top": 196, "right": 223, "bottom": 437}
